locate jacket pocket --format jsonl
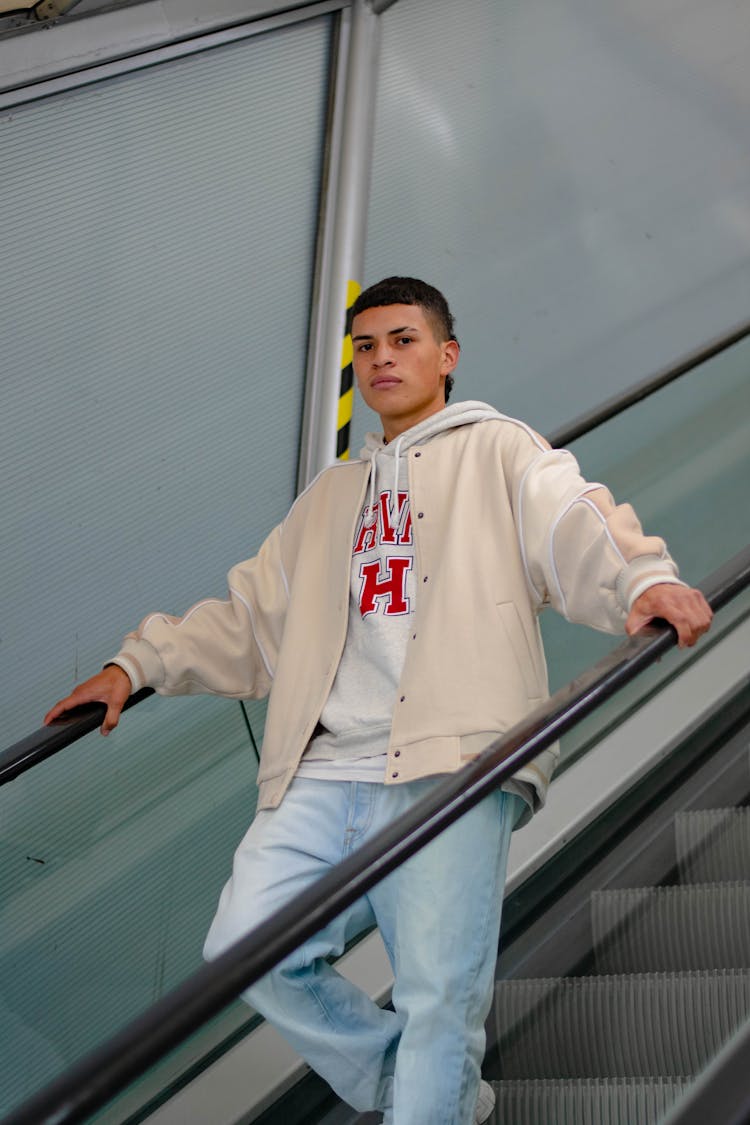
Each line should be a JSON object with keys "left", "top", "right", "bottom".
{"left": 496, "top": 601, "right": 540, "bottom": 700}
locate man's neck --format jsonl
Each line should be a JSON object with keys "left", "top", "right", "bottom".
{"left": 380, "top": 402, "right": 446, "bottom": 443}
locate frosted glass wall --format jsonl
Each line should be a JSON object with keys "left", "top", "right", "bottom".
{"left": 350, "top": 0, "right": 750, "bottom": 773}
{"left": 351, "top": 0, "right": 750, "bottom": 452}
{"left": 0, "top": 14, "right": 332, "bottom": 1115}
{"left": 2, "top": 17, "right": 331, "bottom": 746}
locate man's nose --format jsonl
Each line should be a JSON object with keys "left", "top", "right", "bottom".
{"left": 373, "top": 346, "right": 394, "bottom": 367}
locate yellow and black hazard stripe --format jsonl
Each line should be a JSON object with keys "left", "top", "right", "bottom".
{"left": 336, "top": 280, "right": 361, "bottom": 460}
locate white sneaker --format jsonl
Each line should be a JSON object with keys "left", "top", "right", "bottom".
{"left": 475, "top": 1079, "right": 495, "bottom": 1123}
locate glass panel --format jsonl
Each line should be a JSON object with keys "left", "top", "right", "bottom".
{"left": 353, "top": 0, "right": 750, "bottom": 765}
{"left": 0, "top": 14, "right": 331, "bottom": 750}
{"left": 542, "top": 332, "right": 750, "bottom": 766}
{"left": 0, "top": 10, "right": 332, "bottom": 1118}
{"left": 352, "top": 0, "right": 750, "bottom": 454}
{"left": 0, "top": 695, "right": 262, "bottom": 1117}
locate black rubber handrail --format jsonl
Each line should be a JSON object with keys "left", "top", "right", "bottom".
{"left": 547, "top": 315, "right": 750, "bottom": 448}
{"left": 3, "top": 544, "right": 748, "bottom": 1125}
{"left": 0, "top": 688, "right": 155, "bottom": 786}
{"left": 3, "top": 314, "right": 748, "bottom": 788}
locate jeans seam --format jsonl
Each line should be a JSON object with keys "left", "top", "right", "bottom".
{"left": 343, "top": 781, "right": 377, "bottom": 857}
{"left": 300, "top": 972, "right": 380, "bottom": 1088}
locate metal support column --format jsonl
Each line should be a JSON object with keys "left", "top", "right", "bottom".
{"left": 297, "top": 0, "right": 382, "bottom": 489}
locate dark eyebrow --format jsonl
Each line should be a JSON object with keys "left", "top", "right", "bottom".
{"left": 351, "top": 326, "right": 420, "bottom": 342}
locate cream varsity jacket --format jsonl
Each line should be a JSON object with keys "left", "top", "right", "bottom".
{"left": 113, "top": 409, "right": 682, "bottom": 811}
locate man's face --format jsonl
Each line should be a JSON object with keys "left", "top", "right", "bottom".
{"left": 351, "top": 303, "right": 459, "bottom": 441}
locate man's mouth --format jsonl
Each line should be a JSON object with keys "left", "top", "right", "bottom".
{"left": 371, "top": 376, "right": 402, "bottom": 389}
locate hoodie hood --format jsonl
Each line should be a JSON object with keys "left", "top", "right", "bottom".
{"left": 360, "top": 401, "right": 503, "bottom": 524}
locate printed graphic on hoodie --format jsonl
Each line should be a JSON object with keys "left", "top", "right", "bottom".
{"left": 353, "top": 490, "right": 414, "bottom": 617}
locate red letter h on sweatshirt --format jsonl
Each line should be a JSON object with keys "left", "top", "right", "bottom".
{"left": 359, "top": 558, "right": 412, "bottom": 616}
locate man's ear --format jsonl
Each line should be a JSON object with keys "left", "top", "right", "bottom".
{"left": 441, "top": 338, "right": 460, "bottom": 373}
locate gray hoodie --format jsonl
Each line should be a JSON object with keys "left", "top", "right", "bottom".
{"left": 300, "top": 403, "right": 534, "bottom": 806}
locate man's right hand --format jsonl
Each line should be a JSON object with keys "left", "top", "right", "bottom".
{"left": 44, "top": 665, "right": 132, "bottom": 736}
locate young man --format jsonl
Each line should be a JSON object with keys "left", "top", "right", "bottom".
{"left": 46, "top": 278, "right": 712, "bottom": 1124}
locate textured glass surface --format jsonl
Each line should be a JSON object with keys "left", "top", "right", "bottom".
{"left": 352, "top": 0, "right": 750, "bottom": 451}
{"left": 541, "top": 333, "right": 750, "bottom": 763}
{"left": 0, "top": 695, "right": 262, "bottom": 1117}
{"left": 0, "top": 12, "right": 331, "bottom": 1118}
{"left": 1, "top": 16, "right": 330, "bottom": 748}
{"left": 350, "top": 0, "right": 750, "bottom": 765}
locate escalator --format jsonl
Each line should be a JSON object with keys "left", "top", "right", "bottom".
{"left": 261, "top": 678, "right": 750, "bottom": 1125}
{"left": 2, "top": 550, "right": 747, "bottom": 1125}
{"left": 1, "top": 327, "right": 749, "bottom": 1125}
{"left": 486, "top": 683, "right": 750, "bottom": 1124}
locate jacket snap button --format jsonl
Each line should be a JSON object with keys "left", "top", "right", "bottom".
{"left": 417, "top": 512, "right": 424, "bottom": 519}
{"left": 423, "top": 576, "right": 428, "bottom": 583}
{"left": 400, "top": 695, "right": 405, "bottom": 702}
{"left": 394, "top": 750, "right": 401, "bottom": 758}
{"left": 414, "top": 451, "right": 421, "bottom": 458}
{"left": 392, "top": 771, "right": 399, "bottom": 778}
{"left": 412, "top": 633, "right": 417, "bottom": 639}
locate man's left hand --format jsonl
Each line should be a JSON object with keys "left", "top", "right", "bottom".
{"left": 626, "top": 583, "right": 713, "bottom": 648}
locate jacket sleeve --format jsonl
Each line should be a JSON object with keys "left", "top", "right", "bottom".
{"left": 511, "top": 432, "right": 683, "bottom": 633}
{"left": 110, "top": 523, "right": 288, "bottom": 698}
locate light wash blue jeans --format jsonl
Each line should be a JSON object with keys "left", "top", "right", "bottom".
{"left": 204, "top": 777, "right": 523, "bottom": 1124}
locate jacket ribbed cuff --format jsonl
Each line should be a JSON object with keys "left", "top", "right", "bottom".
{"left": 616, "top": 554, "right": 685, "bottom": 613}
{"left": 108, "top": 637, "right": 166, "bottom": 693}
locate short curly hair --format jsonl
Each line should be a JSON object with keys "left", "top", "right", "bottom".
{"left": 351, "top": 277, "right": 459, "bottom": 402}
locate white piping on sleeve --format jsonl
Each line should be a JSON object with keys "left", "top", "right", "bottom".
{"left": 280, "top": 458, "right": 365, "bottom": 591}
{"left": 284, "top": 458, "right": 361, "bottom": 522}
{"left": 279, "top": 563, "right": 290, "bottom": 602}
{"left": 279, "top": 547, "right": 291, "bottom": 602}
{"left": 140, "top": 601, "right": 227, "bottom": 632}
{"left": 576, "top": 495, "right": 627, "bottom": 563}
{"left": 547, "top": 503, "right": 571, "bottom": 618}
{"left": 518, "top": 449, "right": 609, "bottom": 611}
{"left": 517, "top": 455, "right": 545, "bottom": 604}
{"left": 228, "top": 585, "right": 274, "bottom": 679}
{"left": 142, "top": 593, "right": 275, "bottom": 683}
{"left": 494, "top": 413, "right": 549, "bottom": 452}
{"left": 579, "top": 481, "right": 606, "bottom": 500}
{"left": 546, "top": 492, "right": 624, "bottom": 619}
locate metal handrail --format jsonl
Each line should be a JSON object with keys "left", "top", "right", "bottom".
{"left": 547, "top": 315, "right": 750, "bottom": 448}
{"left": 3, "top": 544, "right": 749, "bottom": 1125}
{"left": 4, "top": 314, "right": 749, "bottom": 788}
{"left": 0, "top": 687, "right": 154, "bottom": 787}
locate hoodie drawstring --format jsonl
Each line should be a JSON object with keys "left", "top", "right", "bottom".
{"left": 361, "top": 403, "right": 505, "bottom": 531}
{"left": 366, "top": 433, "right": 405, "bottom": 529}
{"left": 364, "top": 447, "right": 378, "bottom": 527}
{"left": 391, "top": 435, "right": 404, "bottom": 526}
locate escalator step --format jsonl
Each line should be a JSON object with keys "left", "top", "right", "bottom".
{"left": 494, "top": 970, "right": 750, "bottom": 1078}
{"left": 676, "top": 808, "right": 750, "bottom": 883}
{"left": 591, "top": 883, "right": 750, "bottom": 973}
{"left": 486, "top": 1077, "right": 689, "bottom": 1124}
